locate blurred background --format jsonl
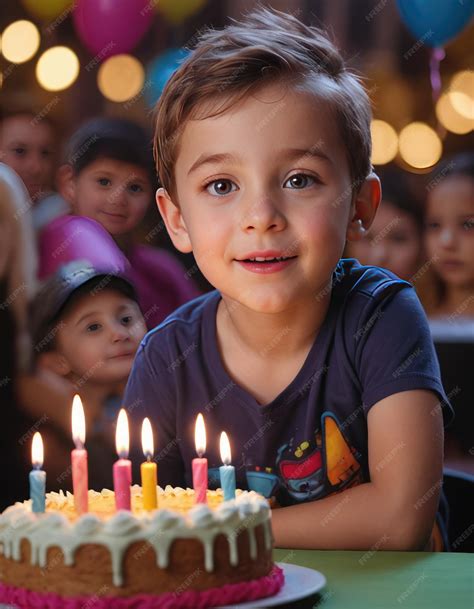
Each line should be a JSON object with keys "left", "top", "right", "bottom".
{"left": 1, "top": 0, "right": 472, "bottom": 166}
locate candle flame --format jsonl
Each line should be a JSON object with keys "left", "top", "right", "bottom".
{"left": 32, "top": 432, "right": 44, "bottom": 469}
{"left": 141, "top": 417, "right": 154, "bottom": 459}
{"left": 220, "top": 431, "right": 232, "bottom": 465}
{"left": 115, "top": 409, "right": 129, "bottom": 459}
{"left": 71, "top": 394, "right": 86, "bottom": 448}
{"left": 195, "top": 413, "right": 206, "bottom": 457}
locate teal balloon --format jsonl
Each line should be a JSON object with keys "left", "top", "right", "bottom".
{"left": 145, "top": 48, "right": 190, "bottom": 107}
{"left": 397, "top": 0, "right": 474, "bottom": 47}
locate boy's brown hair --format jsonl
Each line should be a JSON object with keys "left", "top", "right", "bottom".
{"left": 153, "top": 7, "right": 372, "bottom": 200}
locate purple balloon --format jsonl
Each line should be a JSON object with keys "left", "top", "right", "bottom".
{"left": 73, "top": 0, "right": 154, "bottom": 58}
{"left": 39, "top": 215, "right": 130, "bottom": 280}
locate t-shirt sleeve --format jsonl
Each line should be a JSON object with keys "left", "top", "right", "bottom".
{"left": 352, "top": 284, "right": 453, "bottom": 426}
{"left": 123, "top": 337, "right": 186, "bottom": 487}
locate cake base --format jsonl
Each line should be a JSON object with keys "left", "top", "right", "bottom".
{"left": 0, "top": 564, "right": 284, "bottom": 609}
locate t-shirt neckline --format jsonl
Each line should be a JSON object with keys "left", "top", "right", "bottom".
{"left": 202, "top": 274, "right": 342, "bottom": 414}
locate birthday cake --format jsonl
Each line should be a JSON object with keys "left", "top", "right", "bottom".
{"left": 0, "top": 485, "right": 283, "bottom": 609}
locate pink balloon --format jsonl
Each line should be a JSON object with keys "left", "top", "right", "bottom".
{"left": 73, "top": 0, "right": 154, "bottom": 58}
{"left": 39, "top": 215, "right": 130, "bottom": 280}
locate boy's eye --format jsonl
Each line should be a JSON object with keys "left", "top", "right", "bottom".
{"left": 284, "top": 173, "right": 316, "bottom": 189}
{"left": 41, "top": 149, "right": 52, "bottom": 158}
{"left": 98, "top": 178, "right": 111, "bottom": 186}
{"left": 13, "top": 147, "right": 26, "bottom": 156}
{"left": 128, "top": 183, "right": 144, "bottom": 193}
{"left": 121, "top": 315, "right": 133, "bottom": 325}
{"left": 86, "top": 323, "right": 101, "bottom": 332}
{"left": 462, "top": 219, "right": 473, "bottom": 230}
{"left": 205, "top": 179, "right": 237, "bottom": 197}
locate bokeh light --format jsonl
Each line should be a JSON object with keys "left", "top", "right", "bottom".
{"left": 97, "top": 54, "right": 145, "bottom": 103}
{"left": 436, "top": 93, "right": 473, "bottom": 134}
{"left": 399, "top": 122, "right": 442, "bottom": 169}
{"left": 370, "top": 120, "right": 398, "bottom": 165}
{"left": 2, "top": 20, "right": 40, "bottom": 64}
{"left": 449, "top": 70, "right": 474, "bottom": 120}
{"left": 36, "top": 46, "right": 79, "bottom": 91}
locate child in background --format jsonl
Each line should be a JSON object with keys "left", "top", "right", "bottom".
{"left": 0, "top": 109, "right": 56, "bottom": 205}
{"left": 40, "top": 118, "right": 200, "bottom": 328}
{"left": 347, "top": 167, "right": 425, "bottom": 282}
{"left": 21, "top": 261, "right": 147, "bottom": 492}
{"left": 423, "top": 153, "right": 474, "bottom": 319}
{"left": 0, "top": 107, "right": 70, "bottom": 234}
{"left": 124, "top": 8, "right": 452, "bottom": 551}
{"left": 422, "top": 153, "right": 474, "bottom": 469}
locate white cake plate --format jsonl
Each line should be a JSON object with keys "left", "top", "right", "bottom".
{"left": 217, "top": 562, "right": 327, "bottom": 608}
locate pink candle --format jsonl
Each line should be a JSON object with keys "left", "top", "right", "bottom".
{"left": 192, "top": 413, "right": 208, "bottom": 504}
{"left": 114, "top": 409, "right": 132, "bottom": 511}
{"left": 71, "top": 395, "right": 88, "bottom": 514}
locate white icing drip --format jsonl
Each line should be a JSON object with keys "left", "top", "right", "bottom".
{"left": 0, "top": 488, "right": 271, "bottom": 587}
{"left": 247, "top": 526, "right": 257, "bottom": 559}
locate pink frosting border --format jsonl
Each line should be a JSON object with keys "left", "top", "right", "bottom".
{"left": 0, "top": 565, "right": 284, "bottom": 609}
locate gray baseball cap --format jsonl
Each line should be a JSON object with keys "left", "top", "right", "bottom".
{"left": 31, "top": 260, "right": 138, "bottom": 354}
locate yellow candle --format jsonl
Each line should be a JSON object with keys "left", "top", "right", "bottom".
{"left": 141, "top": 460, "right": 157, "bottom": 510}
{"left": 141, "top": 417, "right": 158, "bottom": 510}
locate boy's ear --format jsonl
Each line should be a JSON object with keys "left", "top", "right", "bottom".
{"left": 156, "top": 187, "right": 193, "bottom": 253}
{"left": 346, "top": 172, "right": 381, "bottom": 242}
{"left": 56, "top": 164, "right": 76, "bottom": 206}
{"left": 37, "top": 351, "right": 72, "bottom": 377}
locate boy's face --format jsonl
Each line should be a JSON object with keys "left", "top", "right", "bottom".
{"left": 0, "top": 114, "right": 56, "bottom": 201}
{"left": 424, "top": 175, "right": 474, "bottom": 289}
{"left": 52, "top": 289, "right": 146, "bottom": 386}
{"left": 67, "top": 158, "right": 152, "bottom": 236}
{"left": 158, "top": 83, "right": 377, "bottom": 313}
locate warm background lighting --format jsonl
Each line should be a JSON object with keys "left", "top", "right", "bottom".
{"left": 370, "top": 119, "right": 399, "bottom": 165}
{"left": 97, "top": 54, "right": 145, "bottom": 102}
{"left": 2, "top": 20, "right": 40, "bottom": 63}
{"left": 36, "top": 46, "right": 79, "bottom": 91}
{"left": 398, "top": 122, "right": 442, "bottom": 169}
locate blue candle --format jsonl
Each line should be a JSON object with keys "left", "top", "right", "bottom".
{"left": 219, "top": 432, "right": 236, "bottom": 501}
{"left": 30, "top": 432, "right": 46, "bottom": 513}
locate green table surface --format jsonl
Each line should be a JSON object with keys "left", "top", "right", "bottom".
{"left": 274, "top": 548, "right": 473, "bottom": 609}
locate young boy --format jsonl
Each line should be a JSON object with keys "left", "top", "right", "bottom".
{"left": 39, "top": 118, "right": 200, "bottom": 329}
{"left": 124, "top": 8, "right": 452, "bottom": 551}
{"left": 22, "top": 261, "right": 147, "bottom": 491}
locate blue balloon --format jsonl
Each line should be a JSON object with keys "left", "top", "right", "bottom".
{"left": 145, "top": 48, "right": 190, "bottom": 108}
{"left": 397, "top": 0, "right": 474, "bottom": 48}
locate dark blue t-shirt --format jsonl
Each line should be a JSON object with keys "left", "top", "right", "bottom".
{"left": 124, "top": 259, "right": 452, "bottom": 508}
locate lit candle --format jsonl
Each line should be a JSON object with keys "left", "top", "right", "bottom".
{"left": 192, "top": 413, "right": 208, "bottom": 504}
{"left": 113, "top": 408, "right": 132, "bottom": 511}
{"left": 219, "top": 431, "right": 236, "bottom": 501}
{"left": 71, "top": 395, "right": 88, "bottom": 515}
{"left": 30, "top": 432, "right": 46, "bottom": 513}
{"left": 140, "top": 417, "right": 157, "bottom": 511}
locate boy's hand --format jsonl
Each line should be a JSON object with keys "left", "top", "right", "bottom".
{"left": 271, "top": 389, "right": 444, "bottom": 550}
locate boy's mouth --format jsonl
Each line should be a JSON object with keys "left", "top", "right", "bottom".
{"left": 236, "top": 249, "right": 298, "bottom": 263}
{"left": 239, "top": 255, "right": 297, "bottom": 263}
{"left": 101, "top": 210, "right": 128, "bottom": 220}
{"left": 234, "top": 252, "right": 298, "bottom": 274}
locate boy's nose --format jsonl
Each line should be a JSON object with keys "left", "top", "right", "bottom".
{"left": 26, "top": 153, "right": 43, "bottom": 178}
{"left": 111, "top": 323, "right": 130, "bottom": 342}
{"left": 108, "top": 188, "right": 128, "bottom": 208}
{"left": 439, "top": 227, "right": 455, "bottom": 247}
{"left": 239, "top": 195, "right": 287, "bottom": 233}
